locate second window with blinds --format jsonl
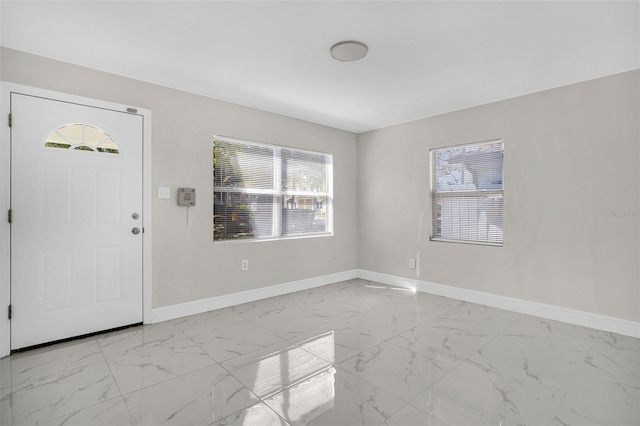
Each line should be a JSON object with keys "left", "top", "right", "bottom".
{"left": 431, "top": 139, "right": 504, "bottom": 246}
{"left": 213, "top": 136, "right": 333, "bottom": 242}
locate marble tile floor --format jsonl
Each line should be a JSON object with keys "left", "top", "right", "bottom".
{"left": 1, "top": 279, "right": 638, "bottom": 425}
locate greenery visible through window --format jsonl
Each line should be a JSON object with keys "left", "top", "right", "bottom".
{"left": 213, "top": 136, "right": 333, "bottom": 241}
{"left": 431, "top": 139, "right": 504, "bottom": 245}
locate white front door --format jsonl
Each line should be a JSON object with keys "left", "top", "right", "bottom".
{"left": 11, "top": 93, "right": 143, "bottom": 350}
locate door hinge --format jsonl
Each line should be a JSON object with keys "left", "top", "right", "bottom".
{"left": 8, "top": 113, "right": 12, "bottom": 128}
{"left": 7, "top": 209, "right": 12, "bottom": 224}
{"left": 8, "top": 305, "right": 11, "bottom": 320}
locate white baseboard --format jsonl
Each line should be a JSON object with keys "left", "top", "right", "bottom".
{"left": 152, "top": 268, "right": 639, "bottom": 339}
{"left": 358, "top": 269, "right": 640, "bottom": 339}
{"left": 151, "top": 269, "right": 359, "bottom": 323}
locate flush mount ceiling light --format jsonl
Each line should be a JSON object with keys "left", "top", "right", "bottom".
{"left": 330, "top": 40, "right": 368, "bottom": 62}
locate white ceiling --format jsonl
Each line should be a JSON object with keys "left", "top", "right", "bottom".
{"left": 1, "top": 1, "right": 638, "bottom": 133}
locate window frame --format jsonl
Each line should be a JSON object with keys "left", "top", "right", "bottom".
{"left": 213, "top": 135, "right": 333, "bottom": 243}
{"left": 430, "top": 138, "right": 504, "bottom": 247}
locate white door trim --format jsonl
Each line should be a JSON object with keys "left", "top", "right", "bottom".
{"left": 0, "top": 82, "right": 152, "bottom": 357}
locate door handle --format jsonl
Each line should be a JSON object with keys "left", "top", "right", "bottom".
{"left": 132, "top": 227, "right": 141, "bottom": 235}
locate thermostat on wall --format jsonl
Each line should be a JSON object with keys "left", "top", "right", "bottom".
{"left": 177, "top": 187, "right": 196, "bottom": 206}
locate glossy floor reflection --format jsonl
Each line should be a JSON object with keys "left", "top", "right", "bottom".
{"left": 1, "top": 279, "right": 638, "bottom": 425}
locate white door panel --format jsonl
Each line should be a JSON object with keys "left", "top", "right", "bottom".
{"left": 11, "top": 94, "right": 143, "bottom": 349}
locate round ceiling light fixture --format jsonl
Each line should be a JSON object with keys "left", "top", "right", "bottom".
{"left": 330, "top": 40, "right": 368, "bottom": 62}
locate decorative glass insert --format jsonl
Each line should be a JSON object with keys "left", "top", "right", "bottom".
{"left": 44, "top": 124, "right": 120, "bottom": 154}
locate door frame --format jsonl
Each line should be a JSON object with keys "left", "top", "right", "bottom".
{"left": 0, "top": 82, "right": 153, "bottom": 357}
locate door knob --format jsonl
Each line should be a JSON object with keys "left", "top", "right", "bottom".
{"left": 132, "top": 227, "right": 141, "bottom": 235}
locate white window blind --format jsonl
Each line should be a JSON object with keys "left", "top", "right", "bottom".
{"left": 431, "top": 139, "right": 504, "bottom": 245}
{"left": 213, "top": 136, "right": 332, "bottom": 241}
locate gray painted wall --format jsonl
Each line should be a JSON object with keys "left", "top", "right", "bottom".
{"left": 358, "top": 70, "right": 640, "bottom": 322}
{"left": 2, "top": 47, "right": 638, "bottom": 323}
{"left": 0, "top": 47, "right": 359, "bottom": 309}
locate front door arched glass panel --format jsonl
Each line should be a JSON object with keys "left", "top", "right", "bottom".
{"left": 44, "top": 123, "right": 120, "bottom": 154}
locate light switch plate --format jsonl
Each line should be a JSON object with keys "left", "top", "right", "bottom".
{"left": 158, "top": 187, "right": 171, "bottom": 199}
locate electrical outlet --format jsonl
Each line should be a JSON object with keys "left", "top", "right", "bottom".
{"left": 241, "top": 260, "right": 249, "bottom": 271}
{"left": 409, "top": 259, "right": 416, "bottom": 269}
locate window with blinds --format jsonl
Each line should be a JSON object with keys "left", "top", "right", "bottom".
{"left": 431, "top": 139, "right": 503, "bottom": 246}
{"left": 213, "top": 136, "right": 332, "bottom": 242}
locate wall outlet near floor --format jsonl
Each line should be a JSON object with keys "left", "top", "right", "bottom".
{"left": 409, "top": 258, "right": 416, "bottom": 269}
{"left": 241, "top": 259, "right": 249, "bottom": 271}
